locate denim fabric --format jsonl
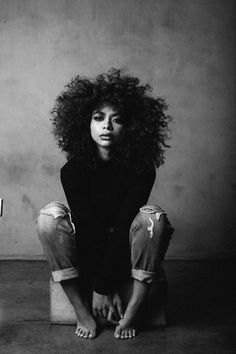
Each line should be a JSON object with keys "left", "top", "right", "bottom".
{"left": 36, "top": 202, "right": 174, "bottom": 284}
{"left": 36, "top": 202, "right": 78, "bottom": 282}
{"left": 129, "top": 205, "right": 174, "bottom": 282}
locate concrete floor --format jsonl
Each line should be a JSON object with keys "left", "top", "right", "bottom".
{"left": 0, "top": 260, "right": 235, "bottom": 354}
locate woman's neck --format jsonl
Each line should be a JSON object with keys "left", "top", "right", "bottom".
{"left": 97, "top": 147, "right": 111, "bottom": 161}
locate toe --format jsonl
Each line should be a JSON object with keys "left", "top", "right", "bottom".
{"left": 126, "top": 330, "right": 132, "bottom": 339}
{"left": 76, "top": 327, "right": 81, "bottom": 336}
{"left": 75, "top": 326, "right": 81, "bottom": 335}
{"left": 121, "top": 330, "right": 126, "bottom": 339}
{"left": 78, "top": 329, "right": 84, "bottom": 337}
{"left": 91, "top": 328, "right": 97, "bottom": 338}
{"left": 76, "top": 326, "right": 96, "bottom": 339}
{"left": 82, "top": 329, "right": 88, "bottom": 338}
{"left": 114, "top": 325, "right": 121, "bottom": 339}
{"left": 88, "top": 328, "right": 96, "bottom": 339}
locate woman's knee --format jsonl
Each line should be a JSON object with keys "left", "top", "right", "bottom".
{"left": 36, "top": 213, "right": 58, "bottom": 243}
{"left": 130, "top": 205, "right": 173, "bottom": 276}
{"left": 36, "top": 201, "right": 70, "bottom": 242}
{"left": 130, "top": 205, "right": 167, "bottom": 241}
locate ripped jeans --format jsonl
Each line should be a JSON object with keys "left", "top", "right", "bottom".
{"left": 36, "top": 202, "right": 174, "bottom": 285}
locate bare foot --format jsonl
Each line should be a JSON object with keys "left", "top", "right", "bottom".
{"left": 75, "top": 307, "right": 97, "bottom": 339}
{"left": 114, "top": 279, "right": 149, "bottom": 339}
{"left": 114, "top": 314, "right": 136, "bottom": 339}
{"left": 60, "top": 278, "right": 97, "bottom": 339}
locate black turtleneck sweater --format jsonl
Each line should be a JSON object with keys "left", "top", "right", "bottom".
{"left": 60, "top": 158, "right": 156, "bottom": 294}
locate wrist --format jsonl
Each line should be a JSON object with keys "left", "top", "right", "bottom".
{"left": 94, "top": 278, "right": 114, "bottom": 295}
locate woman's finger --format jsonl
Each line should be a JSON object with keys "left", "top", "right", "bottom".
{"left": 93, "top": 308, "right": 98, "bottom": 318}
{"left": 117, "top": 303, "right": 124, "bottom": 319}
{"left": 107, "top": 309, "right": 119, "bottom": 324}
{"left": 98, "top": 309, "right": 104, "bottom": 318}
{"left": 103, "top": 308, "right": 108, "bottom": 318}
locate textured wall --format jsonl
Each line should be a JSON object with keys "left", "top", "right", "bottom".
{"left": 0, "top": 0, "right": 235, "bottom": 259}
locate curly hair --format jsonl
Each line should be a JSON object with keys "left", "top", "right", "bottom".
{"left": 51, "top": 68, "right": 172, "bottom": 173}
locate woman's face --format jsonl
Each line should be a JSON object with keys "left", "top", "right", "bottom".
{"left": 90, "top": 105, "right": 124, "bottom": 154}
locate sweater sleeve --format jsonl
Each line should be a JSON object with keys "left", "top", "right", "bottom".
{"left": 94, "top": 163, "right": 156, "bottom": 294}
{"left": 60, "top": 160, "right": 103, "bottom": 233}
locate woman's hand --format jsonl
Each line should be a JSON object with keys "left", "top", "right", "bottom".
{"left": 92, "top": 291, "right": 119, "bottom": 324}
{"left": 112, "top": 292, "right": 124, "bottom": 321}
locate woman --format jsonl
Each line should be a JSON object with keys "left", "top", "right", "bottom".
{"left": 36, "top": 68, "right": 174, "bottom": 339}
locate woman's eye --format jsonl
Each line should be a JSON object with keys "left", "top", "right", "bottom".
{"left": 93, "top": 115, "right": 103, "bottom": 121}
{"left": 113, "top": 117, "right": 123, "bottom": 124}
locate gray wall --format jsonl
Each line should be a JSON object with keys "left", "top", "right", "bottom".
{"left": 0, "top": 0, "right": 235, "bottom": 259}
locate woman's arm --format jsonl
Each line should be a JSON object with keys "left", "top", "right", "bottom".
{"left": 94, "top": 163, "right": 156, "bottom": 294}
{"left": 60, "top": 160, "right": 104, "bottom": 234}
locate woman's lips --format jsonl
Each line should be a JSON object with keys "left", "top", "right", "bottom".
{"left": 100, "top": 134, "right": 113, "bottom": 140}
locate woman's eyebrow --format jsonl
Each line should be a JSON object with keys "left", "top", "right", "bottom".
{"left": 110, "top": 112, "right": 120, "bottom": 117}
{"left": 92, "top": 110, "right": 120, "bottom": 117}
{"left": 92, "top": 110, "right": 104, "bottom": 115}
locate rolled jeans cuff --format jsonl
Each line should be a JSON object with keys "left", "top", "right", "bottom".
{"left": 52, "top": 266, "right": 79, "bottom": 282}
{"left": 131, "top": 268, "right": 157, "bottom": 283}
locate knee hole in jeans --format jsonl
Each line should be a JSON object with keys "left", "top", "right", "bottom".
{"left": 36, "top": 213, "right": 60, "bottom": 241}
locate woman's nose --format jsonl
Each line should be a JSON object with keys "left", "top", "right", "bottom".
{"left": 103, "top": 120, "right": 112, "bottom": 130}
